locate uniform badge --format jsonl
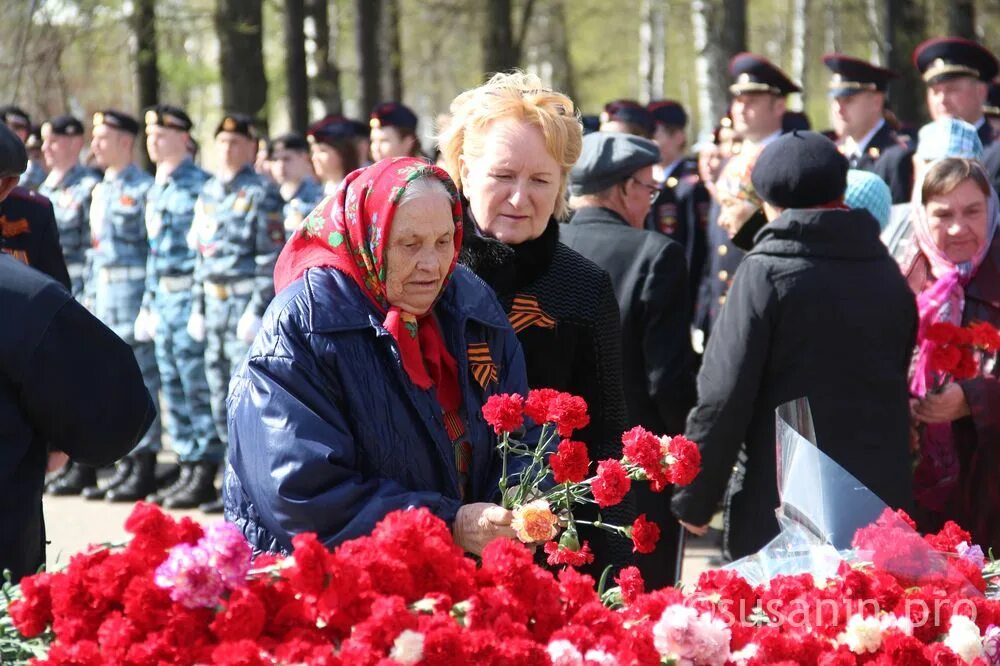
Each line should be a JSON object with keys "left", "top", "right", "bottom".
{"left": 0, "top": 215, "right": 30, "bottom": 238}
{"left": 467, "top": 342, "right": 498, "bottom": 389}
{"left": 508, "top": 294, "right": 556, "bottom": 334}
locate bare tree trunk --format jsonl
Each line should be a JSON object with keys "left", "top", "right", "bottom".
{"left": 638, "top": 0, "right": 665, "bottom": 103}
{"left": 307, "top": 0, "right": 342, "bottom": 116}
{"left": 691, "top": 0, "right": 745, "bottom": 137}
{"left": 380, "top": 0, "right": 403, "bottom": 101}
{"left": 886, "top": 0, "right": 927, "bottom": 127}
{"left": 215, "top": 0, "right": 269, "bottom": 128}
{"left": 789, "top": 0, "right": 809, "bottom": 111}
{"left": 132, "top": 0, "right": 159, "bottom": 170}
{"left": 947, "top": 0, "right": 976, "bottom": 40}
{"left": 285, "top": 0, "right": 309, "bottom": 133}
{"left": 355, "top": 0, "right": 381, "bottom": 115}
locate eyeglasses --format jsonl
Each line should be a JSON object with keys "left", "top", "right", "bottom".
{"left": 630, "top": 176, "right": 661, "bottom": 202}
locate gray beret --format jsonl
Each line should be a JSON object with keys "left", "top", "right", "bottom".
{"left": 0, "top": 122, "right": 27, "bottom": 178}
{"left": 570, "top": 131, "right": 660, "bottom": 196}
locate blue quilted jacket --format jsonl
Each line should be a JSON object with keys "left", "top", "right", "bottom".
{"left": 223, "top": 265, "right": 532, "bottom": 554}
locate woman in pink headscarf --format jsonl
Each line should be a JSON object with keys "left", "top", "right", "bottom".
{"left": 904, "top": 157, "right": 1000, "bottom": 550}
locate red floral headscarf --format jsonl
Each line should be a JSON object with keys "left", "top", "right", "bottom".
{"left": 274, "top": 158, "right": 465, "bottom": 401}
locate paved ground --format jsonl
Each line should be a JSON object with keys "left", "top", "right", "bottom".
{"left": 42, "top": 484, "right": 723, "bottom": 589}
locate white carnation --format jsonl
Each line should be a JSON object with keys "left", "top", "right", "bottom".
{"left": 389, "top": 629, "right": 425, "bottom": 665}
{"left": 838, "top": 614, "right": 883, "bottom": 654}
{"left": 944, "top": 615, "right": 985, "bottom": 664}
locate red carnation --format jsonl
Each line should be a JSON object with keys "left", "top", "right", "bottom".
{"left": 928, "top": 344, "right": 961, "bottom": 375}
{"left": 614, "top": 566, "right": 645, "bottom": 605}
{"left": 926, "top": 322, "right": 964, "bottom": 345}
{"left": 524, "top": 388, "right": 560, "bottom": 425}
{"left": 544, "top": 540, "right": 595, "bottom": 568}
{"left": 481, "top": 393, "right": 524, "bottom": 434}
{"left": 621, "top": 426, "right": 662, "bottom": 476}
{"left": 969, "top": 321, "right": 1000, "bottom": 353}
{"left": 549, "top": 439, "right": 591, "bottom": 484}
{"left": 590, "top": 459, "right": 631, "bottom": 507}
{"left": 549, "top": 393, "right": 590, "bottom": 436}
{"left": 629, "top": 514, "right": 660, "bottom": 554}
{"left": 665, "top": 435, "right": 702, "bottom": 486}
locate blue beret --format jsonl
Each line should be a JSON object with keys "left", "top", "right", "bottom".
{"left": 647, "top": 100, "right": 688, "bottom": 129}
{"left": 570, "top": 131, "right": 660, "bottom": 196}
{"left": 370, "top": 102, "right": 418, "bottom": 131}
{"left": 751, "top": 131, "right": 848, "bottom": 208}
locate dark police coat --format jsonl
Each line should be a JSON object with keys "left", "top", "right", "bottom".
{"left": 0, "top": 187, "right": 71, "bottom": 290}
{"left": 0, "top": 255, "right": 156, "bottom": 580}
{"left": 672, "top": 208, "right": 916, "bottom": 560}
{"left": 561, "top": 205, "right": 697, "bottom": 588}
{"left": 646, "top": 158, "right": 710, "bottom": 305}
{"left": 843, "top": 122, "right": 914, "bottom": 204}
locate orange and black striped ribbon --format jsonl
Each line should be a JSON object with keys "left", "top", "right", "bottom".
{"left": 507, "top": 294, "right": 556, "bottom": 334}
{"left": 467, "top": 342, "right": 498, "bottom": 389}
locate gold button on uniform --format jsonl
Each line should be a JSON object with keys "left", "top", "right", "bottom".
{"left": 718, "top": 244, "right": 728, "bottom": 256}
{"left": 718, "top": 270, "right": 729, "bottom": 281}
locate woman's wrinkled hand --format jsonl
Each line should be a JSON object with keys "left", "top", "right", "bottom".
{"left": 452, "top": 502, "right": 517, "bottom": 556}
{"left": 912, "top": 383, "right": 971, "bottom": 424}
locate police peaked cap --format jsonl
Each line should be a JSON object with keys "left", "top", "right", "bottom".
{"left": 913, "top": 37, "right": 998, "bottom": 85}
{"left": 93, "top": 109, "right": 140, "bottom": 135}
{"left": 729, "top": 53, "right": 801, "bottom": 96}
{"left": 370, "top": 102, "right": 418, "bottom": 131}
{"left": 822, "top": 54, "right": 898, "bottom": 96}
{"left": 751, "top": 131, "right": 848, "bottom": 208}
{"left": 647, "top": 100, "right": 688, "bottom": 129}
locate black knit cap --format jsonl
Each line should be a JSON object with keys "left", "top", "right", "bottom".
{"left": 215, "top": 112, "right": 256, "bottom": 139}
{"left": 822, "top": 54, "right": 898, "bottom": 97}
{"left": 42, "top": 115, "right": 84, "bottom": 137}
{"left": 647, "top": 100, "right": 688, "bottom": 129}
{"left": 144, "top": 105, "right": 193, "bottom": 132}
{"left": 93, "top": 109, "right": 140, "bottom": 135}
{"left": 600, "top": 100, "right": 655, "bottom": 135}
{"left": 751, "top": 130, "right": 848, "bottom": 208}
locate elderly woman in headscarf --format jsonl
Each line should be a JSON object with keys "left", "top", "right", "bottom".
{"left": 223, "top": 157, "right": 533, "bottom": 556}
{"left": 904, "top": 151, "right": 1000, "bottom": 551}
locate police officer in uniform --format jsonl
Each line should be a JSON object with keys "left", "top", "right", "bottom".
{"left": 81, "top": 109, "right": 162, "bottom": 502}
{"left": 696, "top": 53, "right": 799, "bottom": 341}
{"left": 646, "top": 100, "right": 709, "bottom": 306}
{"left": 188, "top": 113, "right": 285, "bottom": 513}
{"left": 268, "top": 132, "right": 323, "bottom": 235}
{"left": 823, "top": 54, "right": 913, "bottom": 203}
{"left": 0, "top": 122, "right": 70, "bottom": 288}
{"left": 0, "top": 106, "right": 46, "bottom": 191}
{"left": 137, "top": 105, "right": 223, "bottom": 510}
{"left": 38, "top": 115, "right": 100, "bottom": 300}
{"left": 369, "top": 102, "right": 424, "bottom": 161}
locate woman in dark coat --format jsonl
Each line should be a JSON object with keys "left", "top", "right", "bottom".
{"left": 438, "top": 72, "right": 634, "bottom": 577}
{"left": 224, "top": 158, "right": 533, "bottom": 556}
{"left": 904, "top": 157, "right": 1000, "bottom": 551}
{"left": 671, "top": 132, "right": 917, "bottom": 560}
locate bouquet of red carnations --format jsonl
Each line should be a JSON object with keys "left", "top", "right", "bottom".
{"left": 481, "top": 389, "right": 701, "bottom": 568}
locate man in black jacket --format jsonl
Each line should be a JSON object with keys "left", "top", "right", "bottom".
{"left": 671, "top": 131, "right": 916, "bottom": 560}
{"left": 0, "top": 255, "right": 156, "bottom": 580}
{"left": 562, "top": 132, "right": 696, "bottom": 587}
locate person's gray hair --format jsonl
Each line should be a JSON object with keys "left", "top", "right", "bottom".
{"left": 0, "top": 122, "right": 28, "bottom": 179}
{"left": 397, "top": 174, "right": 452, "bottom": 208}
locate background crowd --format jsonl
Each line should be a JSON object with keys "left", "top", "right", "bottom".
{"left": 2, "top": 27, "right": 1000, "bottom": 591}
